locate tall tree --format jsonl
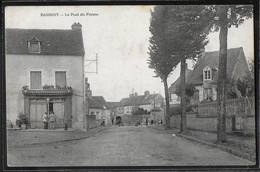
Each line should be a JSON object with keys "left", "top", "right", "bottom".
{"left": 148, "top": 6, "right": 180, "bottom": 129}
{"left": 165, "top": 6, "right": 213, "bottom": 132}
{"left": 149, "top": 6, "right": 213, "bottom": 130}
{"left": 210, "top": 5, "right": 253, "bottom": 143}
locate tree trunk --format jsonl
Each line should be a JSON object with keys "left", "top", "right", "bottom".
{"left": 217, "top": 6, "right": 228, "bottom": 143}
{"left": 163, "top": 78, "right": 171, "bottom": 129}
{"left": 180, "top": 58, "right": 187, "bottom": 132}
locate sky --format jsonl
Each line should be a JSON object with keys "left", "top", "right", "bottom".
{"left": 5, "top": 6, "right": 254, "bottom": 102}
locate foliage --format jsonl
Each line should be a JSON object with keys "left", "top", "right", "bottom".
{"left": 16, "top": 112, "right": 28, "bottom": 127}
{"left": 132, "top": 107, "right": 148, "bottom": 116}
{"left": 169, "top": 104, "right": 194, "bottom": 116}
{"left": 175, "top": 83, "right": 196, "bottom": 101}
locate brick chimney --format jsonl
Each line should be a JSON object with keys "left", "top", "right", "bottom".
{"left": 71, "top": 22, "right": 82, "bottom": 30}
{"left": 134, "top": 92, "right": 138, "bottom": 97}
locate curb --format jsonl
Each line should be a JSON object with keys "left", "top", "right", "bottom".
{"left": 9, "top": 127, "right": 109, "bottom": 149}
{"left": 148, "top": 126, "right": 255, "bottom": 163}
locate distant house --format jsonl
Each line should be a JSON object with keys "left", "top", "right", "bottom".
{"left": 6, "top": 23, "right": 85, "bottom": 130}
{"left": 88, "top": 96, "right": 111, "bottom": 126}
{"left": 106, "top": 102, "right": 120, "bottom": 125}
{"left": 168, "top": 68, "right": 192, "bottom": 105}
{"left": 187, "top": 47, "right": 249, "bottom": 102}
{"left": 117, "top": 91, "right": 164, "bottom": 115}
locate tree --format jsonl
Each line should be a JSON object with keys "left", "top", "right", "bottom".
{"left": 164, "top": 6, "right": 213, "bottom": 133}
{"left": 148, "top": 6, "right": 181, "bottom": 129}
{"left": 149, "top": 6, "right": 213, "bottom": 131}
{"left": 175, "top": 83, "right": 196, "bottom": 103}
{"left": 210, "top": 5, "right": 253, "bottom": 143}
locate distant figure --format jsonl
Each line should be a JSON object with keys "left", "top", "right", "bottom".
{"left": 151, "top": 120, "right": 154, "bottom": 125}
{"left": 43, "top": 112, "right": 48, "bottom": 129}
{"left": 161, "top": 120, "right": 163, "bottom": 125}
{"left": 49, "top": 111, "right": 56, "bottom": 130}
{"left": 146, "top": 118, "right": 148, "bottom": 126}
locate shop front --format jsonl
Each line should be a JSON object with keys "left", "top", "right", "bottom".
{"left": 22, "top": 89, "right": 73, "bottom": 129}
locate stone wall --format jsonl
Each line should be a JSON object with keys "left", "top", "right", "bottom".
{"left": 170, "top": 112, "right": 254, "bottom": 135}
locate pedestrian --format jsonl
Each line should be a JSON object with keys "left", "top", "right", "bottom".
{"left": 49, "top": 111, "right": 56, "bottom": 130}
{"left": 43, "top": 112, "right": 48, "bottom": 129}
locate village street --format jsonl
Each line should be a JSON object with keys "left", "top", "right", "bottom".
{"left": 8, "top": 126, "right": 253, "bottom": 166}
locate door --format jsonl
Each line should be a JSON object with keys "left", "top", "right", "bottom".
{"left": 53, "top": 103, "right": 65, "bottom": 128}
{"left": 235, "top": 116, "right": 242, "bottom": 130}
{"left": 30, "top": 102, "right": 47, "bottom": 129}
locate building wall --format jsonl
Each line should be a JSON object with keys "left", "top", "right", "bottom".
{"left": 6, "top": 54, "right": 84, "bottom": 129}
{"left": 89, "top": 108, "right": 111, "bottom": 126}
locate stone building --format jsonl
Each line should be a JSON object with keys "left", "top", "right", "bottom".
{"left": 6, "top": 23, "right": 86, "bottom": 130}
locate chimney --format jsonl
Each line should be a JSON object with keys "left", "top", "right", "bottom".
{"left": 144, "top": 91, "right": 150, "bottom": 96}
{"left": 71, "top": 22, "right": 82, "bottom": 30}
{"left": 135, "top": 92, "right": 138, "bottom": 97}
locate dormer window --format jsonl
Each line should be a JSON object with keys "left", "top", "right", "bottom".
{"left": 28, "top": 37, "right": 41, "bottom": 53}
{"left": 203, "top": 66, "right": 212, "bottom": 81}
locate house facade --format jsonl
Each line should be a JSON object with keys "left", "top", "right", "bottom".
{"left": 187, "top": 47, "right": 249, "bottom": 103}
{"left": 6, "top": 23, "right": 86, "bottom": 130}
{"left": 168, "top": 68, "right": 192, "bottom": 105}
{"left": 88, "top": 96, "right": 111, "bottom": 126}
{"left": 116, "top": 91, "right": 164, "bottom": 115}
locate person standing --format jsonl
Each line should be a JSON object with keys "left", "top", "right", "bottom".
{"left": 43, "top": 112, "right": 48, "bottom": 129}
{"left": 49, "top": 111, "right": 56, "bottom": 130}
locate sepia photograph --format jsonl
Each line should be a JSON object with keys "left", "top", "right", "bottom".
{"left": 4, "top": 3, "right": 256, "bottom": 168}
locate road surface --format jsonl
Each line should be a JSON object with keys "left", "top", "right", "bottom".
{"left": 8, "top": 125, "right": 253, "bottom": 166}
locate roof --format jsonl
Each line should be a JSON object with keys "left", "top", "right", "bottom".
{"left": 106, "top": 102, "right": 120, "bottom": 109}
{"left": 5, "top": 28, "right": 85, "bottom": 56}
{"left": 169, "top": 68, "right": 192, "bottom": 94}
{"left": 88, "top": 96, "right": 107, "bottom": 109}
{"left": 188, "top": 47, "right": 249, "bottom": 85}
{"left": 119, "top": 94, "right": 162, "bottom": 106}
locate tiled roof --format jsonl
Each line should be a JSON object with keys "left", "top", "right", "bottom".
{"left": 88, "top": 96, "right": 107, "bottom": 109}
{"left": 169, "top": 68, "right": 192, "bottom": 94}
{"left": 119, "top": 94, "right": 161, "bottom": 106}
{"left": 188, "top": 47, "right": 248, "bottom": 85}
{"left": 5, "top": 28, "right": 85, "bottom": 56}
{"left": 106, "top": 102, "right": 120, "bottom": 109}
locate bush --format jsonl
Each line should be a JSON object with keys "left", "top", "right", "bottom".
{"left": 169, "top": 104, "right": 196, "bottom": 116}
{"left": 16, "top": 112, "right": 28, "bottom": 127}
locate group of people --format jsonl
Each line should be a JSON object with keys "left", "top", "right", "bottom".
{"left": 43, "top": 111, "right": 56, "bottom": 130}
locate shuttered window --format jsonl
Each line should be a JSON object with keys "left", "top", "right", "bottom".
{"left": 55, "top": 71, "right": 66, "bottom": 88}
{"left": 30, "top": 71, "right": 42, "bottom": 89}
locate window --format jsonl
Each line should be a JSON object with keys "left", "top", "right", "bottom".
{"left": 28, "top": 37, "right": 41, "bottom": 53}
{"left": 204, "top": 88, "right": 213, "bottom": 101}
{"left": 30, "top": 71, "right": 42, "bottom": 89}
{"left": 55, "top": 71, "right": 66, "bottom": 88}
{"left": 203, "top": 66, "right": 211, "bottom": 81}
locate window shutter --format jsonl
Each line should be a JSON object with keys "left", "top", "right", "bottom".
{"left": 30, "top": 71, "right": 41, "bottom": 89}
{"left": 55, "top": 72, "right": 66, "bottom": 88}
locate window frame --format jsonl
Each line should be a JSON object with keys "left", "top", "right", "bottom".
{"left": 30, "top": 71, "right": 42, "bottom": 90}
{"left": 55, "top": 71, "right": 67, "bottom": 88}
{"left": 28, "top": 37, "right": 41, "bottom": 53}
{"left": 203, "top": 66, "right": 212, "bottom": 81}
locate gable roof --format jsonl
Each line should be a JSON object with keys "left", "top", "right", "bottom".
{"left": 119, "top": 94, "right": 162, "bottom": 107}
{"left": 5, "top": 28, "right": 85, "bottom": 56}
{"left": 106, "top": 102, "right": 120, "bottom": 109}
{"left": 188, "top": 47, "right": 249, "bottom": 85}
{"left": 169, "top": 68, "right": 192, "bottom": 94}
{"left": 88, "top": 96, "right": 107, "bottom": 109}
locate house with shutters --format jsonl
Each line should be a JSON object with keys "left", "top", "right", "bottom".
{"left": 187, "top": 47, "right": 249, "bottom": 103}
{"left": 6, "top": 23, "right": 86, "bottom": 130}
